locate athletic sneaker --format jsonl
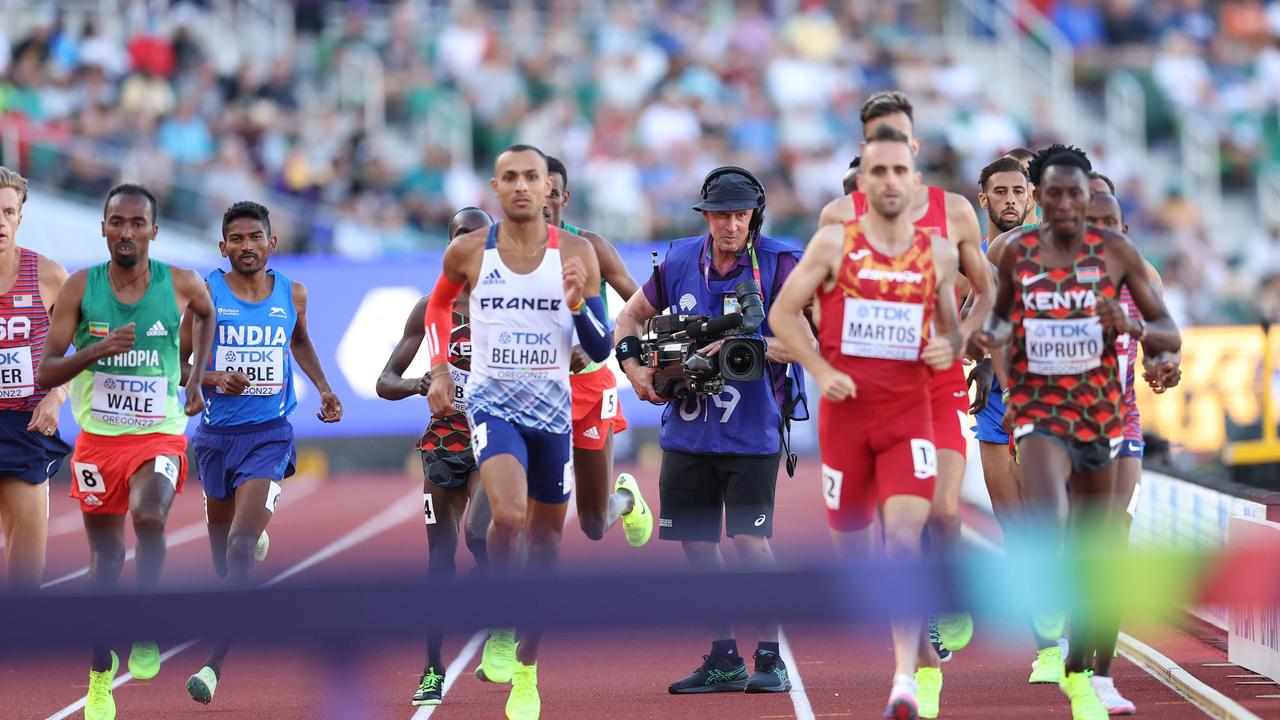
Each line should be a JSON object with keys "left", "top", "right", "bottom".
{"left": 915, "top": 667, "right": 942, "bottom": 719}
{"left": 935, "top": 613, "right": 974, "bottom": 652}
{"left": 668, "top": 654, "right": 748, "bottom": 694}
{"left": 1029, "top": 645, "right": 1064, "bottom": 684}
{"left": 1090, "top": 675, "right": 1136, "bottom": 715}
{"left": 128, "top": 641, "right": 161, "bottom": 680}
{"left": 884, "top": 672, "right": 919, "bottom": 719}
{"left": 186, "top": 666, "right": 218, "bottom": 704}
{"left": 475, "top": 629, "right": 517, "bottom": 683}
{"left": 506, "top": 661, "right": 540, "bottom": 720}
{"left": 1060, "top": 671, "right": 1108, "bottom": 720}
{"left": 745, "top": 649, "right": 791, "bottom": 693}
{"left": 928, "top": 618, "right": 951, "bottom": 663}
{"left": 412, "top": 666, "right": 444, "bottom": 707}
{"left": 85, "top": 651, "right": 118, "bottom": 720}
{"left": 255, "top": 530, "right": 270, "bottom": 562}
{"left": 615, "top": 473, "right": 653, "bottom": 548}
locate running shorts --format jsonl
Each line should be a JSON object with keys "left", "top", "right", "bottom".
{"left": 469, "top": 409, "right": 572, "bottom": 504}
{"left": 69, "top": 431, "right": 188, "bottom": 515}
{"left": 0, "top": 411, "right": 71, "bottom": 484}
{"left": 194, "top": 417, "right": 296, "bottom": 501}
{"left": 570, "top": 365, "right": 628, "bottom": 450}
{"left": 929, "top": 365, "right": 969, "bottom": 456}
{"left": 657, "top": 449, "right": 781, "bottom": 542}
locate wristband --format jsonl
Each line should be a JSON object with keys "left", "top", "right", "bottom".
{"left": 1134, "top": 317, "right": 1147, "bottom": 343}
{"left": 615, "top": 335, "right": 642, "bottom": 364}
{"left": 570, "top": 297, "right": 586, "bottom": 314}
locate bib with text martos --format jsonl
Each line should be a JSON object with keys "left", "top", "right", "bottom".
{"left": 815, "top": 222, "right": 938, "bottom": 404}
{"left": 71, "top": 260, "right": 186, "bottom": 436}
{"left": 201, "top": 269, "right": 298, "bottom": 427}
{"left": 0, "top": 249, "right": 51, "bottom": 411}
{"left": 466, "top": 223, "right": 575, "bottom": 434}
{"left": 1008, "top": 228, "right": 1122, "bottom": 444}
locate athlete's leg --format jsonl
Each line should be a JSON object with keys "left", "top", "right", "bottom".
{"left": 204, "top": 495, "right": 234, "bottom": 579}
{"left": 127, "top": 456, "right": 179, "bottom": 592}
{"left": 483, "top": 454, "right": 528, "bottom": 578}
{"left": 463, "top": 470, "right": 490, "bottom": 571}
{"left": 1092, "top": 455, "right": 1139, "bottom": 676}
{"left": 0, "top": 477, "right": 48, "bottom": 590}
{"left": 514, "top": 497, "right": 569, "bottom": 665}
{"left": 928, "top": 448, "right": 965, "bottom": 551}
{"left": 1016, "top": 433, "right": 1074, "bottom": 652}
{"left": 573, "top": 429, "right": 633, "bottom": 541}
{"left": 84, "top": 512, "right": 127, "bottom": 670}
{"left": 978, "top": 441, "right": 1021, "bottom": 534}
{"left": 882, "top": 494, "right": 932, "bottom": 679}
{"left": 422, "top": 479, "right": 471, "bottom": 671}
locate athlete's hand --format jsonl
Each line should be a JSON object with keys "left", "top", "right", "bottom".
{"left": 428, "top": 371, "right": 457, "bottom": 416}
{"left": 184, "top": 378, "right": 206, "bottom": 417}
{"left": 317, "top": 391, "right": 343, "bottom": 423}
{"left": 94, "top": 322, "right": 136, "bottom": 359}
{"left": 963, "top": 334, "right": 987, "bottom": 364}
{"left": 922, "top": 336, "right": 957, "bottom": 371}
{"left": 1001, "top": 404, "right": 1015, "bottom": 435}
{"left": 1094, "top": 292, "right": 1128, "bottom": 334}
{"left": 26, "top": 390, "right": 63, "bottom": 436}
{"left": 569, "top": 346, "right": 591, "bottom": 373}
{"left": 213, "top": 371, "right": 251, "bottom": 396}
{"left": 967, "top": 358, "right": 994, "bottom": 415}
{"left": 622, "top": 359, "right": 664, "bottom": 404}
{"left": 1142, "top": 351, "right": 1182, "bottom": 393}
{"left": 815, "top": 365, "right": 856, "bottom": 402}
{"left": 413, "top": 375, "right": 432, "bottom": 396}
{"left": 562, "top": 256, "right": 587, "bottom": 310}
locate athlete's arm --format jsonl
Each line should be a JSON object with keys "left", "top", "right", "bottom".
{"left": 769, "top": 224, "right": 854, "bottom": 401}
{"left": 924, "top": 233, "right": 963, "bottom": 370}
{"left": 28, "top": 255, "right": 70, "bottom": 434}
{"left": 817, "top": 196, "right": 851, "bottom": 228}
{"left": 179, "top": 280, "right": 248, "bottom": 393}
{"left": 290, "top": 281, "right": 342, "bottom": 422}
{"left": 582, "top": 229, "right": 639, "bottom": 303}
{"left": 1103, "top": 232, "right": 1180, "bottom": 357}
{"left": 975, "top": 232, "right": 1020, "bottom": 386}
{"left": 426, "top": 234, "right": 480, "bottom": 416}
{"left": 174, "top": 267, "right": 215, "bottom": 417}
{"left": 614, "top": 280, "right": 663, "bottom": 404}
{"left": 1137, "top": 258, "right": 1181, "bottom": 392}
{"left": 377, "top": 296, "right": 431, "bottom": 401}
{"left": 562, "top": 233, "right": 611, "bottom": 362}
{"left": 947, "top": 192, "right": 994, "bottom": 345}
{"left": 37, "top": 270, "right": 133, "bottom": 388}
{"left": 761, "top": 253, "right": 816, "bottom": 364}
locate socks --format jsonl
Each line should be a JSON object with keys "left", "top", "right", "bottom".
{"left": 710, "top": 639, "right": 739, "bottom": 661}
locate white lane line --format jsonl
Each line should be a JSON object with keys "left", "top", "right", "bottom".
{"left": 778, "top": 626, "right": 816, "bottom": 720}
{"left": 411, "top": 631, "right": 486, "bottom": 719}
{"left": 40, "top": 481, "right": 319, "bottom": 589}
{"left": 43, "top": 486, "right": 418, "bottom": 720}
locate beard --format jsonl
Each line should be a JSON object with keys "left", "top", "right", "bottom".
{"left": 989, "top": 208, "right": 1024, "bottom": 233}
{"left": 113, "top": 252, "right": 138, "bottom": 268}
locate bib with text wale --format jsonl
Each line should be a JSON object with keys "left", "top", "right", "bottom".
{"left": 91, "top": 373, "right": 168, "bottom": 428}
{"left": 215, "top": 346, "right": 285, "bottom": 396}
{"left": 1025, "top": 316, "right": 1104, "bottom": 375}
{"left": 448, "top": 363, "right": 469, "bottom": 412}
{"left": 840, "top": 298, "right": 924, "bottom": 361}
{"left": 0, "top": 345, "right": 35, "bottom": 398}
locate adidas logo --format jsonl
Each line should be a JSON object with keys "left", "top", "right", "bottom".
{"left": 145, "top": 320, "right": 168, "bottom": 337}
{"left": 83, "top": 494, "right": 102, "bottom": 506}
{"left": 582, "top": 426, "right": 600, "bottom": 440}
{"left": 480, "top": 268, "right": 504, "bottom": 286}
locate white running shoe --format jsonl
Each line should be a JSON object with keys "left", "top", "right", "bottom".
{"left": 1090, "top": 675, "right": 1136, "bottom": 715}
{"left": 884, "top": 673, "right": 919, "bottom": 719}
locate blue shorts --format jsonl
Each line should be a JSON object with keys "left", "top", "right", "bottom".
{"left": 1118, "top": 437, "right": 1144, "bottom": 459}
{"left": 972, "top": 390, "right": 1009, "bottom": 444}
{"left": 193, "top": 417, "right": 296, "bottom": 501}
{"left": 0, "top": 411, "right": 72, "bottom": 484}
{"left": 469, "top": 409, "right": 572, "bottom": 505}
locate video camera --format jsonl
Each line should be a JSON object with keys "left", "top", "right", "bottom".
{"left": 640, "top": 278, "right": 767, "bottom": 400}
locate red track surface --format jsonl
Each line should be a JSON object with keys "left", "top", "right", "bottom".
{"left": 0, "top": 460, "right": 1238, "bottom": 719}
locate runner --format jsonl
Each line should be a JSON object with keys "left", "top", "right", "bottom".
{"left": 0, "top": 166, "right": 71, "bottom": 590}
{"left": 843, "top": 155, "right": 861, "bottom": 195}
{"left": 424, "top": 144, "right": 613, "bottom": 720}
{"left": 771, "top": 124, "right": 963, "bottom": 719}
{"left": 37, "top": 183, "right": 215, "bottom": 720}
{"left": 375, "top": 206, "right": 496, "bottom": 707}
{"left": 181, "top": 200, "right": 344, "bottom": 705}
{"left": 543, "top": 155, "right": 652, "bottom": 548}
{"left": 977, "top": 146, "right": 1181, "bottom": 720}
{"left": 818, "top": 89, "right": 992, "bottom": 672}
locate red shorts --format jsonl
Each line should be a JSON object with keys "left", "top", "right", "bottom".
{"left": 928, "top": 364, "right": 969, "bottom": 456}
{"left": 819, "top": 395, "right": 937, "bottom": 532}
{"left": 570, "top": 366, "right": 628, "bottom": 451}
{"left": 69, "top": 431, "right": 188, "bottom": 515}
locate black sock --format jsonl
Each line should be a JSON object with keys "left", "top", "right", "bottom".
{"left": 758, "top": 641, "right": 780, "bottom": 656}
{"left": 710, "top": 639, "right": 739, "bottom": 660}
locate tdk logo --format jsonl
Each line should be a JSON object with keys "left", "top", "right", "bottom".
{"left": 498, "top": 331, "right": 552, "bottom": 345}
{"left": 856, "top": 305, "right": 914, "bottom": 321}
{"left": 0, "top": 350, "right": 22, "bottom": 364}
{"left": 225, "top": 349, "right": 276, "bottom": 362}
{"left": 106, "top": 378, "right": 159, "bottom": 393}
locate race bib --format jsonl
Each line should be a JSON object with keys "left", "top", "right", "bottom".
{"left": 91, "top": 373, "right": 167, "bottom": 428}
{"left": 448, "top": 363, "right": 469, "bottom": 412}
{"left": 215, "top": 346, "right": 285, "bottom": 396}
{"left": 841, "top": 298, "right": 924, "bottom": 361}
{"left": 600, "top": 387, "right": 618, "bottom": 420}
{"left": 0, "top": 345, "right": 35, "bottom": 398}
{"left": 1024, "top": 317, "right": 1103, "bottom": 375}
{"left": 489, "top": 330, "right": 560, "bottom": 380}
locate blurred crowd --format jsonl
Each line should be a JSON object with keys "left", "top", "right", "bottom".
{"left": 0, "top": 0, "right": 1275, "bottom": 324}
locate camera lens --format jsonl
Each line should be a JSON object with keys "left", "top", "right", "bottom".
{"left": 725, "top": 346, "right": 753, "bottom": 375}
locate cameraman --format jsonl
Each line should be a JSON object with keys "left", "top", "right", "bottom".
{"left": 614, "top": 167, "right": 811, "bottom": 696}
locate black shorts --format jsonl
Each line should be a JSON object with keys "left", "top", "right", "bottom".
{"left": 0, "top": 411, "right": 72, "bottom": 484}
{"left": 1015, "top": 425, "right": 1121, "bottom": 475}
{"left": 658, "top": 449, "right": 780, "bottom": 542}
{"left": 420, "top": 447, "right": 476, "bottom": 490}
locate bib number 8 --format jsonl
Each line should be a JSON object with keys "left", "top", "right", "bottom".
{"left": 74, "top": 462, "right": 105, "bottom": 494}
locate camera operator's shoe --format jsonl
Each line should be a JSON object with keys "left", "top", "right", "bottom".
{"left": 615, "top": 474, "right": 653, "bottom": 547}
{"left": 669, "top": 654, "right": 748, "bottom": 694}
{"left": 745, "top": 649, "right": 790, "bottom": 693}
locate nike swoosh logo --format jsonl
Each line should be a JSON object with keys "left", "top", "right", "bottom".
{"left": 1128, "top": 442, "right": 1141, "bottom": 452}
{"left": 1021, "top": 271, "right": 1050, "bottom": 286}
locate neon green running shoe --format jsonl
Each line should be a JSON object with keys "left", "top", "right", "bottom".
{"left": 615, "top": 473, "right": 653, "bottom": 548}
{"left": 505, "top": 661, "right": 540, "bottom": 720}
{"left": 936, "top": 613, "right": 973, "bottom": 652}
{"left": 915, "top": 666, "right": 942, "bottom": 718}
{"left": 1060, "top": 671, "right": 1108, "bottom": 720}
{"left": 85, "top": 651, "right": 118, "bottom": 720}
{"left": 1029, "top": 645, "right": 1064, "bottom": 684}
{"left": 475, "top": 630, "right": 517, "bottom": 683}
{"left": 255, "top": 530, "right": 270, "bottom": 562}
{"left": 186, "top": 666, "right": 218, "bottom": 704}
{"left": 411, "top": 666, "right": 444, "bottom": 706}
{"left": 128, "top": 641, "right": 160, "bottom": 680}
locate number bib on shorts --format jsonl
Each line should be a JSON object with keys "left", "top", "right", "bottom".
{"left": 448, "top": 364, "right": 469, "bottom": 412}
{"left": 91, "top": 373, "right": 168, "bottom": 428}
{"left": 0, "top": 345, "right": 35, "bottom": 398}
{"left": 840, "top": 298, "right": 924, "bottom": 361}
{"left": 1024, "top": 316, "right": 1104, "bottom": 375}
{"left": 215, "top": 346, "right": 285, "bottom": 396}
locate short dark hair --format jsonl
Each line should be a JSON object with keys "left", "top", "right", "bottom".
{"left": 860, "top": 91, "right": 914, "bottom": 126}
{"left": 104, "top": 183, "right": 158, "bottom": 223}
{"left": 448, "top": 206, "right": 493, "bottom": 240}
{"left": 848, "top": 155, "right": 861, "bottom": 170}
{"left": 1028, "top": 144, "right": 1091, "bottom": 186}
{"left": 864, "top": 123, "right": 912, "bottom": 148}
{"left": 1004, "top": 147, "right": 1035, "bottom": 165}
{"left": 546, "top": 155, "right": 568, "bottom": 188}
{"left": 979, "top": 157, "right": 1029, "bottom": 192}
{"left": 497, "top": 143, "right": 548, "bottom": 168}
{"left": 221, "top": 200, "right": 271, "bottom": 238}
{"left": 1088, "top": 171, "right": 1116, "bottom": 194}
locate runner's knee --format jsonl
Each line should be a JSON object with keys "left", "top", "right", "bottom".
{"left": 489, "top": 497, "right": 526, "bottom": 534}
{"left": 226, "top": 532, "right": 257, "bottom": 567}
